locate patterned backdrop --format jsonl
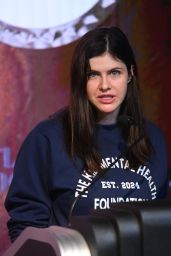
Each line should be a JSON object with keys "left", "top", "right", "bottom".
{"left": 0, "top": 1, "right": 171, "bottom": 255}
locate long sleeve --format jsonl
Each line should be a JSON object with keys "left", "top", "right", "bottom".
{"left": 5, "top": 128, "right": 52, "bottom": 242}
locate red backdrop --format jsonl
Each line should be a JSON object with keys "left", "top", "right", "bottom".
{"left": 0, "top": 1, "right": 171, "bottom": 254}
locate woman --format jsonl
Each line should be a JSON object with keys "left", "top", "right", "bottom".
{"left": 5, "top": 26, "right": 169, "bottom": 242}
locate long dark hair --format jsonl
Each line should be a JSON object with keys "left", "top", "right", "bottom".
{"left": 63, "top": 26, "right": 153, "bottom": 172}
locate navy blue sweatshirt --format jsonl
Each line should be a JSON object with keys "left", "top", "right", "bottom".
{"left": 5, "top": 111, "right": 169, "bottom": 242}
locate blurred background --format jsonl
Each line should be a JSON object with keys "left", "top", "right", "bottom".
{"left": 0, "top": 0, "right": 171, "bottom": 254}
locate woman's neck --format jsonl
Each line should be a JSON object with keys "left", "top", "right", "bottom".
{"left": 97, "top": 109, "right": 119, "bottom": 125}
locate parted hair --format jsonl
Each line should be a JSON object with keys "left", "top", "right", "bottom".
{"left": 62, "top": 26, "right": 153, "bottom": 173}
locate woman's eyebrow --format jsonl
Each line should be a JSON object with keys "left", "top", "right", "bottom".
{"left": 88, "top": 67, "right": 123, "bottom": 71}
{"left": 109, "top": 67, "right": 124, "bottom": 70}
{"left": 87, "top": 69, "right": 100, "bottom": 74}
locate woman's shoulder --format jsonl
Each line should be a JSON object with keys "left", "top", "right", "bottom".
{"left": 30, "top": 108, "right": 67, "bottom": 138}
{"left": 15, "top": 108, "right": 68, "bottom": 159}
{"left": 145, "top": 120, "right": 164, "bottom": 136}
{"left": 145, "top": 120, "right": 167, "bottom": 147}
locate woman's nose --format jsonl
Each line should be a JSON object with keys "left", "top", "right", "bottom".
{"left": 99, "top": 75, "right": 111, "bottom": 91}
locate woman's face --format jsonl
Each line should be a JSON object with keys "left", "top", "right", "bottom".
{"left": 86, "top": 53, "right": 130, "bottom": 120}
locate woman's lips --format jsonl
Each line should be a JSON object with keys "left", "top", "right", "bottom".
{"left": 97, "top": 94, "right": 116, "bottom": 104}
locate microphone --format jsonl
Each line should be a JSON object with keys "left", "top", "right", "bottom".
{"left": 67, "top": 115, "right": 144, "bottom": 226}
{"left": 118, "top": 115, "right": 141, "bottom": 126}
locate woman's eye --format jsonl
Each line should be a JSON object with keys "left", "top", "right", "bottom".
{"left": 87, "top": 72, "right": 98, "bottom": 78}
{"left": 110, "top": 70, "right": 121, "bottom": 76}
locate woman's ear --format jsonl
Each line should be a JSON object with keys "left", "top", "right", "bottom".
{"left": 128, "top": 65, "right": 134, "bottom": 83}
{"left": 128, "top": 75, "right": 132, "bottom": 83}
{"left": 130, "top": 65, "right": 134, "bottom": 77}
